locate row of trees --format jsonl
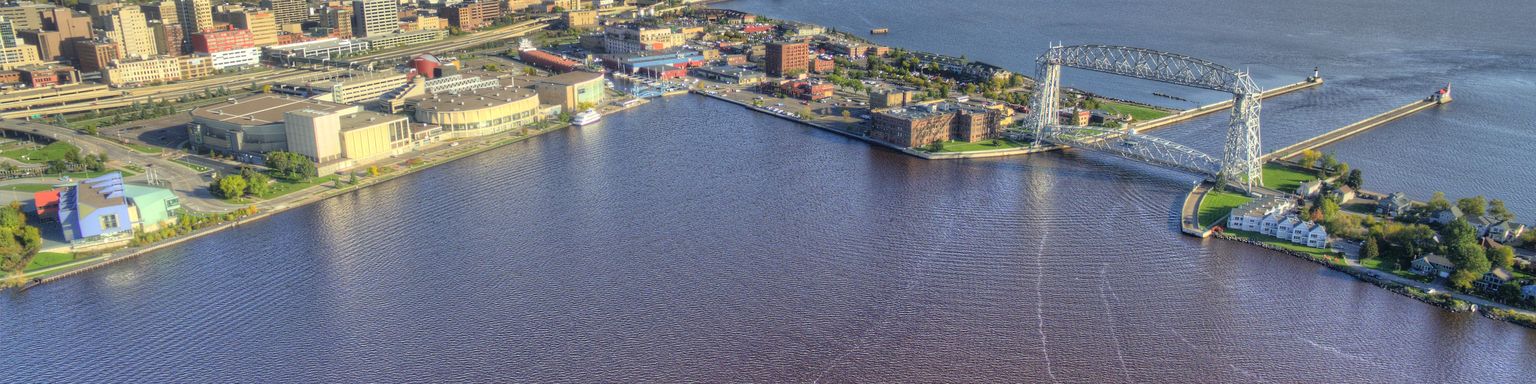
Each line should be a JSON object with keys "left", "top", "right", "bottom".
{"left": 0, "top": 202, "right": 44, "bottom": 286}
{"left": 1423, "top": 192, "right": 1516, "bottom": 222}
{"left": 1297, "top": 149, "right": 1360, "bottom": 183}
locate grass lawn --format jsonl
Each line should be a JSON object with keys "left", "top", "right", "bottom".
{"left": 261, "top": 175, "right": 338, "bottom": 200}
{"left": 1359, "top": 257, "right": 1434, "bottom": 283}
{"left": 935, "top": 139, "right": 1029, "bottom": 153}
{"left": 0, "top": 184, "right": 59, "bottom": 192}
{"left": 1198, "top": 190, "right": 1253, "bottom": 228}
{"left": 0, "top": 141, "right": 79, "bottom": 164}
{"left": 1342, "top": 202, "right": 1376, "bottom": 215}
{"left": 1224, "top": 229, "right": 1339, "bottom": 259}
{"left": 24, "top": 252, "right": 76, "bottom": 272}
{"left": 1098, "top": 100, "right": 1174, "bottom": 121}
{"left": 1262, "top": 162, "right": 1319, "bottom": 193}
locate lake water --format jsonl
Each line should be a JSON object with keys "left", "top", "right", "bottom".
{"left": 4, "top": 0, "right": 1536, "bottom": 381}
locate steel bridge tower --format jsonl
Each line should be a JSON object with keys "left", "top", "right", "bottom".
{"left": 1027, "top": 44, "right": 1264, "bottom": 191}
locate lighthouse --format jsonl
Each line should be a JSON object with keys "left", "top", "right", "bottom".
{"left": 1434, "top": 82, "right": 1453, "bottom": 104}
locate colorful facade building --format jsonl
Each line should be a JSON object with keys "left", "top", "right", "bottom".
{"left": 123, "top": 184, "right": 180, "bottom": 232}
{"left": 57, "top": 172, "right": 134, "bottom": 244}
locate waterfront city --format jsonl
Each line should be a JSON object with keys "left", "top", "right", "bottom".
{"left": 2, "top": 0, "right": 1535, "bottom": 381}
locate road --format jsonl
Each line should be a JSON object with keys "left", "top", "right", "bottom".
{"left": 0, "top": 119, "right": 235, "bottom": 213}
{"left": 1337, "top": 240, "right": 1536, "bottom": 317}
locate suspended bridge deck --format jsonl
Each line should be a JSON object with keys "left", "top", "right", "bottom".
{"left": 1263, "top": 90, "right": 1451, "bottom": 162}
{"left": 1134, "top": 77, "right": 1323, "bottom": 134}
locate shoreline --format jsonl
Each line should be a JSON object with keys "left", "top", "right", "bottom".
{"left": 15, "top": 99, "right": 651, "bottom": 290}
{"left": 1183, "top": 184, "right": 1536, "bottom": 330}
{"left": 692, "top": 90, "right": 1062, "bottom": 159}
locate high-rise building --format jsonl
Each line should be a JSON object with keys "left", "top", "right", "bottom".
{"left": 74, "top": 39, "right": 119, "bottom": 72}
{"left": 319, "top": 7, "right": 352, "bottom": 39}
{"left": 176, "top": 0, "right": 214, "bottom": 33}
{"left": 142, "top": 2, "right": 181, "bottom": 27}
{"left": 231, "top": 10, "right": 278, "bottom": 47}
{"left": 765, "top": 41, "right": 808, "bottom": 77}
{"left": 351, "top": 0, "right": 397, "bottom": 38}
{"left": 150, "top": 22, "right": 186, "bottom": 56}
{"left": 0, "top": 2, "right": 49, "bottom": 30}
{"left": 0, "top": 16, "right": 18, "bottom": 49}
{"left": 268, "top": 0, "right": 308, "bottom": 26}
{"left": 104, "top": 6, "right": 159, "bottom": 59}
{"left": 443, "top": 1, "right": 500, "bottom": 31}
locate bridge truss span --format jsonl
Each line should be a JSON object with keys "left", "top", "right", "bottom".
{"left": 1028, "top": 44, "right": 1264, "bottom": 190}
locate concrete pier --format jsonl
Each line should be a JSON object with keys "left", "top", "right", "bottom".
{"left": 1263, "top": 87, "right": 1452, "bottom": 162}
{"left": 1134, "top": 77, "right": 1323, "bottom": 134}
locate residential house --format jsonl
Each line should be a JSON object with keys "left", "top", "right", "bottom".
{"left": 1306, "top": 224, "right": 1330, "bottom": 248}
{"left": 1227, "top": 197, "right": 1295, "bottom": 232}
{"left": 1410, "top": 254, "right": 1455, "bottom": 278}
{"left": 1277, "top": 216, "right": 1300, "bottom": 238}
{"left": 1291, "top": 222, "right": 1315, "bottom": 244}
{"left": 1473, "top": 268, "right": 1513, "bottom": 293}
{"left": 1296, "top": 180, "right": 1322, "bottom": 198}
{"left": 1488, "top": 221, "right": 1526, "bottom": 243}
{"left": 1430, "top": 206, "right": 1464, "bottom": 225}
{"left": 1260, "top": 213, "right": 1281, "bottom": 236}
{"left": 1378, "top": 192, "right": 1412, "bottom": 217}
{"left": 1469, "top": 216, "right": 1499, "bottom": 237}
{"left": 1330, "top": 185, "right": 1356, "bottom": 203}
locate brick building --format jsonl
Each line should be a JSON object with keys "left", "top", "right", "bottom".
{"left": 870, "top": 102, "right": 1005, "bottom": 148}
{"left": 765, "top": 41, "right": 807, "bottom": 77}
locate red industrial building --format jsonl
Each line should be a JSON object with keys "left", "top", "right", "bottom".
{"left": 639, "top": 65, "right": 687, "bottom": 80}
{"left": 33, "top": 189, "right": 59, "bottom": 221}
{"left": 191, "top": 28, "right": 254, "bottom": 54}
{"left": 519, "top": 49, "right": 579, "bottom": 73}
{"left": 741, "top": 24, "right": 773, "bottom": 34}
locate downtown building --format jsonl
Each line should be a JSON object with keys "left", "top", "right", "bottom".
{"left": 764, "top": 40, "right": 808, "bottom": 77}
{"left": 190, "top": 27, "right": 259, "bottom": 69}
{"left": 351, "top": 0, "right": 398, "bottom": 37}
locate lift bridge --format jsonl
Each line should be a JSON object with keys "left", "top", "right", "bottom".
{"left": 1022, "top": 44, "right": 1264, "bottom": 191}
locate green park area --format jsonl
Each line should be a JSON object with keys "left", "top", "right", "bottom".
{"left": 0, "top": 141, "right": 78, "bottom": 164}
{"left": 1262, "top": 162, "right": 1320, "bottom": 193}
{"left": 24, "top": 252, "right": 78, "bottom": 272}
{"left": 1197, "top": 189, "right": 1253, "bottom": 228}
{"left": 1098, "top": 100, "right": 1174, "bottom": 122}
{"left": 935, "top": 139, "right": 1030, "bottom": 153}
{"left": 262, "top": 175, "right": 339, "bottom": 200}
{"left": 0, "top": 184, "right": 58, "bottom": 193}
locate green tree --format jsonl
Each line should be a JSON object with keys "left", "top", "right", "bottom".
{"left": 246, "top": 172, "right": 272, "bottom": 197}
{"left": 1362, "top": 235, "right": 1380, "bottom": 260}
{"left": 1488, "top": 199, "right": 1515, "bottom": 222}
{"left": 1426, "top": 192, "right": 1452, "bottom": 212}
{"left": 1457, "top": 196, "right": 1486, "bottom": 217}
{"left": 1318, "top": 196, "right": 1341, "bottom": 221}
{"left": 1320, "top": 152, "right": 1338, "bottom": 172}
{"left": 1487, "top": 244, "right": 1515, "bottom": 271}
{"left": 1447, "top": 244, "right": 1489, "bottom": 292}
{"left": 1342, "top": 169, "right": 1363, "bottom": 190}
{"left": 217, "top": 175, "right": 247, "bottom": 201}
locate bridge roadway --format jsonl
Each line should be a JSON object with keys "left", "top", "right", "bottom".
{"left": 1263, "top": 94, "right": 1448, "bottom": 162}
{"left": 0, "top": 68, "right": 314, "bottom": 119}
{"left": 1133, "top": 77, "right": 1322, "bottom": 134}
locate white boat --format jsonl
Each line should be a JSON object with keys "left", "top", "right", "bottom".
{"left": 573, "top": 110, "right": 601, "bottom": 126}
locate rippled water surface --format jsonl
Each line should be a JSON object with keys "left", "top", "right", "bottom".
{"left": 5, "top": 0, "right": 1536, "bottom": 381}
